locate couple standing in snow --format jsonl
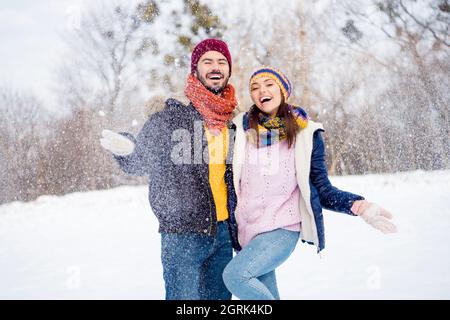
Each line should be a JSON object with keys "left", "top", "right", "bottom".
{"left": 100, "top": 38, "right": 397, "bottom": 300}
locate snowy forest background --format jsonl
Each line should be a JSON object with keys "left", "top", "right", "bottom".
{"left": 1, "top": 0, "right": 449, "bottom": 205}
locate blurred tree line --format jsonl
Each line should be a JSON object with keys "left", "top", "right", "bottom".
{"left": 1, "top": 0, "right": 449, "bottom": 204}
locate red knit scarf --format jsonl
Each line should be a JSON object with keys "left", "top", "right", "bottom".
{"left": 184, "top": 74, "right": 237, "bottom": 130}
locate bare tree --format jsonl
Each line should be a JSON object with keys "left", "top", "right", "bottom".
{"left": 56, "top": 2, "right": 158, "bottom": 129}
{"left": 345, "top": 0, "right": 450, "bottom": 169}
{"left": 0, "top": 87, "right": 50, "bottom": 203}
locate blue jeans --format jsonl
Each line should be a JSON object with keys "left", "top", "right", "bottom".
{"left": 160, "top": 221, "right": 233, "bottom": 300}
{"left": 222, "top": 228, "right": 300, "bottom": 300}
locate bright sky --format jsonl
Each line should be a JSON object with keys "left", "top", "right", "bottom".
{"left": 0, "top": 0, "right": 87, "bottom": 109}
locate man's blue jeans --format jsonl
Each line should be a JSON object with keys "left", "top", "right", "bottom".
{"left": 160, "top": 221, "right": 233, "bottom": 300}
{"left": 222, "top": 228, "right": 300, "bottom": 300}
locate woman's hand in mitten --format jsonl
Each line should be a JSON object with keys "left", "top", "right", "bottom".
{"left": 351, "top": 200, "right": 397, "bottom": 234}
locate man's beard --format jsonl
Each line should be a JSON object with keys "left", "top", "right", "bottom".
{"left": 197, "top": 72, "right": 229, "bottom": 95}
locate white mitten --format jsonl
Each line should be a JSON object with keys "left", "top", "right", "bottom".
{"left": 100, "top": 129, "right": 135, "bottom": 156}
{"left": 352, "top": 201, "right": 397, "bottom": 234}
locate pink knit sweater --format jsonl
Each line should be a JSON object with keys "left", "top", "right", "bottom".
{"left": 235, "top": 140, "right": 301, "bottom": 248}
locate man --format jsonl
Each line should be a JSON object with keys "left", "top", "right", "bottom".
{"left": 100, "top": 38, "right": 240, "bottom": 300}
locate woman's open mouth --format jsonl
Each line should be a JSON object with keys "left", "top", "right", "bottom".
{"left": 260, "top": 96, "right": 272, "bottom": 104}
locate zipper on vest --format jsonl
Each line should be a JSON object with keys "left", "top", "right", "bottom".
{"left": 207, "top": 189, "right": 213, "bottom": 235}
{"left": 205, "top": 164, "right": 214, "bottom": 235}
{"left": 202, "top": 124, "right": 214, "bottom": 235}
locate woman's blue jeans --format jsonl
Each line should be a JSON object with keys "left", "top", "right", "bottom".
{"left": 222, "top": 228, "right": 299, "bottom": 300}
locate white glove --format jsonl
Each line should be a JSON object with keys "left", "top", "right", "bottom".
{"left": 100, "top": 129, "right": 135, "bottom": 156}
{"left": 351, "top": 201, "right": 397, "bottom": 234}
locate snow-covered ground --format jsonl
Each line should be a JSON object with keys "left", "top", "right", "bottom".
{"left": 1, "top": 170, "right": 449, "bottom": 299}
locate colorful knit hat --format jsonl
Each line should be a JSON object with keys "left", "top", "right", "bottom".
{"left": 249, "top": 67, "right": 292, "bottom": 100}
{"left": 191, "top": 38, "right": 232, "bottom": 74}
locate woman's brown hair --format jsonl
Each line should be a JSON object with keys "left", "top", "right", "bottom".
{"left": 248, "top": 96, "right": 300, "bottom": 148}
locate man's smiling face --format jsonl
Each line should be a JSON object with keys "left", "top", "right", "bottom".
{"left": 195, "top": 50, "right": 230, "bottom": 94}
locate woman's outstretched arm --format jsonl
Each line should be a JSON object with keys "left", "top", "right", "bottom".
{"left": 309, "top": 130, "right": 364, "bottom": 214}
{"left": 310, "top": 130, "right": 397, "bottom": 233}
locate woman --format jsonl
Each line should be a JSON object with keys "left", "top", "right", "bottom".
{"left": 222, "top": 67, "right": 397, "bottom": 300}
